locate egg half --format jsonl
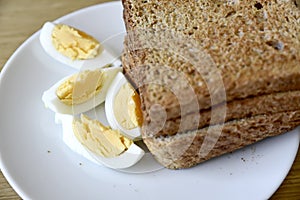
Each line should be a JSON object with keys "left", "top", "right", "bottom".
{"left": 39, "top": 21, "right": 119, "bottom": 70}
{"left": 42, "top": 66, "right": 122, "bottom": 115}
{"left": 105, "top": 72, "right": 143, "bottom": 140}
{"left": 55, "top": 113, "right": 145, "bottom": 169}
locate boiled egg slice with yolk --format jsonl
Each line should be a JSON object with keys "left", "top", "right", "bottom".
{"left": 105, "top": 72, "right": 143, "bottom": 140}
{"left": 55, "top": 113, "right": 145, "bottom": 169}
{"left": 42, "top": 66, "right": 121, "bottom": 115}
{"left": 39, "top": 21, "right": 119, "bottom": 70}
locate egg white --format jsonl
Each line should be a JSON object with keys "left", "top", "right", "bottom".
{"left": 55, "top": 113, "right": 145, "bottom": 169}
{"left": 105, "top": 72, "right": 142, "bottom": 140}
{"left": 42, "top": 66, "right": 122, "bottom": 115}
{"left": 39, "top": 21, "right": 120, "bottom": 70}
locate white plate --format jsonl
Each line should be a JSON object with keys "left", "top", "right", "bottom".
{"left": 0, "top": 1, "right": 299, "bottom": 200}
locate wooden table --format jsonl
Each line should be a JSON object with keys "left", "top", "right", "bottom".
{"left": 0, "top": 0, "right": 299, "bottom": 199}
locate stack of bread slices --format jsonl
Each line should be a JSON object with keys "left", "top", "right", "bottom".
{"left": 122, "top": 0, "right": 300, "bottom": 169}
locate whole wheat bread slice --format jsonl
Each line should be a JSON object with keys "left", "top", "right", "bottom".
{"left": 142, "top": 90, "right": 300, "bottom": 137}
{"left": 122, "top": 0, "right": 300, "bottom": 169}
{"left": 144, "top": 110, "right": 300, "bottom": 169}
{"left": 122, "top": 0, "right": 300, "bottom": 119}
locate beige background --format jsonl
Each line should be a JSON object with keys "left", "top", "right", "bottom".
{"left": 0, "top": 0, "right": 299, "bottom": 199}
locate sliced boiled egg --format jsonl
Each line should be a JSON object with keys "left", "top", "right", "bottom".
{"left": 105, "top": 72, "right": 143, "bottom": 140}
{"left": 42, "top": 66, "right": 122, "bottom": 115}
{"left": 39, "top": 21, "right": 120, "bottom": 70}
{"left": 55, "top": 113, "right": 145, "bottom": 169}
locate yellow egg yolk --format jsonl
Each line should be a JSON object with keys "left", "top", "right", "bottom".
{"left": 113, "top": 83, "right": 143, "bottom": 130}
{"left": 52, "top": 24, "right": 101, "bottom": 60}
{"left": 72, "top": 114, "right": 132, "bottom": 158}
{"left": 56, "top": 69, "right": 103, "bottom": 105}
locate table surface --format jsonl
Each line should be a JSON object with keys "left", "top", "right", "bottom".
{"left": 0, "top": 0, "right": 299, "bottom": 199}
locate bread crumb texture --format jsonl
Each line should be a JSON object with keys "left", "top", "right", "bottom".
{"left": 123, "top": 0, "right": 300, "bottom": 111}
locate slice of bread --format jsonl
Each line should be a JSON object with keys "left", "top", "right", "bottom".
{"left": 122, "top": 0, "right": 300, "bottom": 168}
{"left": 142, "top": 90, "right": 300, "bottom": 137}
{"left": 144, "top": 110, "right": 300, "bottom": 169}
{"left": 122, "top": 0, "right": 300, "bottom": 118}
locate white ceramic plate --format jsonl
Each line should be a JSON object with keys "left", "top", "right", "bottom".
{"left": 0, "top": 2, "right": 299, "bottom": 200}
